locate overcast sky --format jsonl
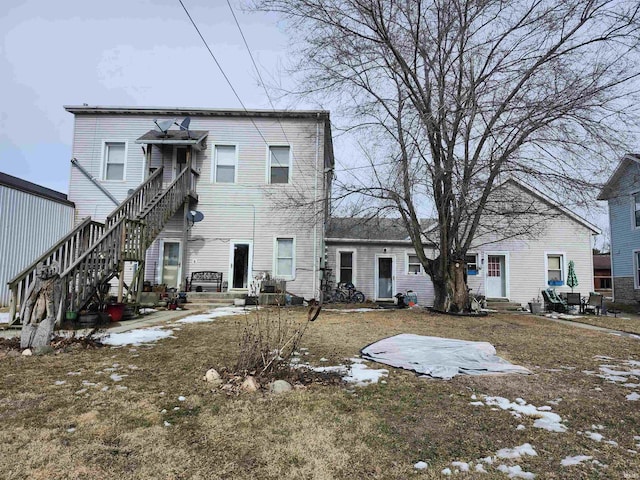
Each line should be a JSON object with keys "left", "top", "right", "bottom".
{"left": 0, "top": 0, "right": 303, "bottom": 193}
{"left": 0, "top": 0, "right": 612, "bottom": 242}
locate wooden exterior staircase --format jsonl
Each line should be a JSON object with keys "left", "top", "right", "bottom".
{"left": 6, "top": 165, "right": 198, "bottom": 327}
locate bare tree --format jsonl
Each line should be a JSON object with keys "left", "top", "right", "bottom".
{"left": 253, "top": 0, "right": 640, "bottom": 311}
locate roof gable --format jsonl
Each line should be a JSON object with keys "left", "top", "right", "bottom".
{"left": 597, "top": 154, "right": 640, "bottom": 200}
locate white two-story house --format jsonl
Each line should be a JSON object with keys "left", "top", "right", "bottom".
{"left": 64, "top": 105, "right": 334, "bottom": 300}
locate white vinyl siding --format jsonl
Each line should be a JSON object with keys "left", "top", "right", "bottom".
{"left": 407, "top": 253, "right": 422, "bottom": 274}
{"left": 103, "top": 141, "right": 126, "bottom": 181}
{"left": 275, "top": 237, "right": 295, "bottom": 279}
{"left": 213, "top": 144, "right": 237, "bottom": 183}
{"left": 269, "top": 146, "right": 291, "bottom": 184}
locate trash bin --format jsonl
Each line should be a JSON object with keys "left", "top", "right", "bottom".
{"left": 105, "top": 303, "right": 125, "bottom": 322}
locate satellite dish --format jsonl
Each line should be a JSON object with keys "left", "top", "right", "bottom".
{"left": 153, "top": 118, "right": 175, "bottom": 135}
{"left": 176, "top": 117, "right": 191, "bottom": 139}
{"left": 127, "top": 189, "right": 135, "bottom": 196}
{"left": 189, "top": 210, "right": 204, "bottom": 223}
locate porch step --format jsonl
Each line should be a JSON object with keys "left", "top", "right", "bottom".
{"left": 485, "top": 299, "right": 523, "bottom": 311}
{"left": 186, "top": 292, "right": 247, "bottom": 301}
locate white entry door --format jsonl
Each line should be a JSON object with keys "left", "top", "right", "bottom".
{"left": 161, "top": 240, "right": 181, "bottom": 289}
{"left": 486, "top": 254, "right": 506, "bottom": 298}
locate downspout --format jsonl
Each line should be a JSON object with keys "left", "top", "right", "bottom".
{"left": 313, "top": 116, "right": 320, "bottom": 298}
{"left": 71, "top": 158, "right": 119, "bottom": 206}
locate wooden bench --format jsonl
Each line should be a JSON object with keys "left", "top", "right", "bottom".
{"left": 188, "top": 271, "right": 223, "bottom": 292}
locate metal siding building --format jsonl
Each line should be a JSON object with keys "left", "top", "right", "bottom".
{"left": 0, "top": 172, "right": 75, "bottom": 306}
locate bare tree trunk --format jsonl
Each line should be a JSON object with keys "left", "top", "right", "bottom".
{"left": 430, "top": 256, "right": 468, "bottom": 312}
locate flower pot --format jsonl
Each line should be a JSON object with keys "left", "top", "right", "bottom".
{"left": 528, "top": 302, "right": 543, "bottom": 314}
{"left": 105, "top": 303, "right": 125, "bottom": 322}
{"left": 65, "top": 311, "right": 78, "bottom": 321}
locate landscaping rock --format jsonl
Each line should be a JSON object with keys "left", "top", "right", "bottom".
{"left": 204, "top": 368, "right": 222, "bottom": 385}
{"left": 269, "top": 380, "right": 293, "bottom": 394}
{"left": 21, "top": 349, "right": 32, "bottom": 356}
{"left": 241, "top": 376, "right": 259, "bottom": 393}
{"left": 34, "top": 346, "right": 54, "bottom": 355}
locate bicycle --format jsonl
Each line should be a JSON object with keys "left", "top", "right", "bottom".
{"left": 335, "top": 282, "right": 366, "bottom": 303}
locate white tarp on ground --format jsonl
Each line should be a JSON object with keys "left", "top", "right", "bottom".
{"left": 361, "top": 333, "right": 532, "bottom": 380}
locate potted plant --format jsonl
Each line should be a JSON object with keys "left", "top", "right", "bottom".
{"left": 528, "top": 294, "right": 543, "bottom": 314}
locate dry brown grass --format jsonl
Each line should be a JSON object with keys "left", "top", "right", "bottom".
{"left": 1, "top": 307, "right": 639, "bottom": 479}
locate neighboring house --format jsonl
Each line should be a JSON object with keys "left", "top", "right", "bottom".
{"left": 63, "top": 105, "right": 333, "bottom": 300}
{"left": 598, "top": 153, "right": 640, "bottom": 304}
{"left": 326, "top": 179, "right": 599, "bottom": 306}
{"left": 0, "top": 172, "right": 75, "bottom": 306}
{"left": 593, "top": 253, "right": 612, "bottom": 295}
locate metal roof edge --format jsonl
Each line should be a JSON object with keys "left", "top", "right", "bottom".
{"left": 64, "top": 105, "right": 331, "bottom": 119}
{"left": 597, "top": 153, "right": 640, "bottom": 201}
{"left": 0, "top": 171, "right": 75, "bottom": 208}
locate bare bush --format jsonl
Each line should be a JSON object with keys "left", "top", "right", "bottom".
{"left": 235, "top": 306, "right": 308, "bottom": 377}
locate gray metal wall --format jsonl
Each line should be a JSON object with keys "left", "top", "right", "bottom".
{"left": 0, "top": 186, "right": 74, "bottom": 306}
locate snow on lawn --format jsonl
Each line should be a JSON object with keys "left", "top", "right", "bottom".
{"left": 496, "top": 464, "right": 535, "bottom": 479}
{"left": 444, "top": 445, "right": 537, "bottom": 477}
{"left": 101, "top": 328, "right": 175, "bottom": 346}
{"left": 496, "top": 444, "right": 537, "bottom": 459}
{"left": 301, "top": 358, "right": 388, "bottom": 387}
{"left": 589, "top": 358, "right": 640, "bottom": 403}
{"left": 176, "top": 306, "right": 248, "bottom": 323}
{"left": 560, "top": 456, "right": 593, "bottom": 467}
{"left": 482, "top": 396, "right": 567, "bottom": 433}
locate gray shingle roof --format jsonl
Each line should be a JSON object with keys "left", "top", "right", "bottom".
{"left": 326, "top": 217, "right": 434, "bottom": 241}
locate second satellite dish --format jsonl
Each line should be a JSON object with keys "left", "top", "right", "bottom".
{"left": 189, "top": 210, "right": 204, "bottom": 223}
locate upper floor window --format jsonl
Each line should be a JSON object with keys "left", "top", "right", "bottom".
{"left": 214, "top": 145, "right": 237, "bottom": 183}
{"left": 465, "top": 254, "right": 478, "bottom": 275}
{"left": 103, "top": 142, "right": 126, "bottom": 181}
{"left": 339, "top": 251, "right": 354, "bottom": 283}
{"left": 546, "top": 253, "right": 564, "bottom": 286}
{"left": 275, "top": 237, "right": 295, "bottom": 279}
{"left": 269, "top": 146, "right": 291, "bottom": 184}
{"left": 407, "top": 254, "right": 422, "bottom": 274}
{"left": 634, "top": 193, "right": 640, "bottom": 228}
{"left": 635, "top": 251, "right": 640, "bottom": 289}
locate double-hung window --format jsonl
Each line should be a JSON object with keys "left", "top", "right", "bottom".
{"left": 635, "top": 251, "right": 640, "bottom": 289}
{"left": 407, "top": 254, "right": 422, "bottom": 274}
{"left": 634, "top": 193, "right": 640, "bottom": 228}
{"left": 465, "top": 254, "right": 478, "bottom": 275}
{"left": 103, "top": 142, "right": 126, "bottom": 181}
{"left": 339, "top": 251, "right": 354, "bottom": 283}
{"left": 214, "top": 145, "right": 236, "bottom": 183}
{"left": 275, "top": 238, "right": 295, "bottom": 279}
{"left": 269, "top": 146, "right": 291, "bottom": 184}
{"left": 546, "top": 253, "right": 564, "bottom": 286}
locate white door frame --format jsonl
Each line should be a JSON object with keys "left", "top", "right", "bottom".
{"left": 374, "top": 254, "right": 396, "bottom": 300}
{"left": 228, "top": 240, "right": 254, "bottom": 290}
{"left": 158, "top": 238, "right": 183, "bottom": 288}
{"left": 484, "top": 251, "right": 510, "bottom": 299}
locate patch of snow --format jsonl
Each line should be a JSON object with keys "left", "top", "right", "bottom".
{"left": 626, "top": 392, "right": 640, "bottom": 401}
{"left": 480, "top": 457, "right": 493, "bottom": 464}
{"left": 471, "top": 394, "right": 477, "bottom": 400}
{"left": 102, "top": 328, "right": 174, "bottom": 346}
{"left": 343, "top": 362, "right": 388, "bottom": 386}
{"left": 110, "top": 374, "right": 123, "bottom": 382}
{"left": 585, "top": 431, "right": 603, "bottom": 442}
{"left": 67, "top": 371, "right": 82, "bottom": 376}
{"left": 173, "top": 407, "right": 180, "bottom": 411}
{"left": 591, "top": 424, "right": 605, "bottom": 430}
{"left": 495, "top": 443, "right": 537, "bottom": 459}
{"left": 537, "top": 406, "right": 552, "bottom": 411}
{"left": 178, "top": 396, "right": 186, "bottom": 402}
{"left": 82, "top": 381, "right": 96, "bottom": 386}
{"left": 451, "top": 461, "right": 469, "bottom": 472}
{"left": 604, "top": 440, "right": 618, "bottom": 446}
{"left": 484, "top": 396, "right": 567, "bottom": 433}
{"left": 561, "top": 455, "right": 593, "bottom": 467}
{"left": 164, "top": 421, "right": 171, "bottom": 427}
{"left": 623, "top": 383, "right": 640, "bottom": 388}
{"left": 0, "top": 312, "right": 10, "bottom": 323}
{"left": 413, "top": 461, "right": 428, "bottom": 470}
{"left": 496, "top": 464, "right": 535, "bottom": 479}
{"left": 470, "top": 401, "right": 484, "bottom": 406}
{"left": 516, "top": 425, "right": 526, "bottom": 431}
{"left": 548, "top": 398, "right": 562, "bottom": 405}
{"left": 75, "top": 389, "right": 87, "bottom": 395}
{"left": 441, "top": 468, "right": 452, "bottom": 475}
{"left": 319, "top": 357, "right": 328, "bottom": 362}
{"left": 66, "top": 428, "right": 76, "bottom": 433}
{"left": 115, "top": 385, "right": 128, "bottom": 391}
{"left": 176, "top": 306, "right": 248, "bottom": 323}
{"left": 139, "top": 308, "right": 157, "bottom": 314}
{"left": 594, "top": 355, "right": 614, "bottom": 360}
{"left": 54, "top": 380, "right": 66, "bottom": 386}
{"left": 101, "top": 386, "right": 109, "bottom": 392}
{"left": 475, "top": 464, "right": 487, "bottom": 473}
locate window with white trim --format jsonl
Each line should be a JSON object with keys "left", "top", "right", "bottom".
{"left": 269, "top": 146, "right": 290, "bottom": 184}
{"left": 214, "top": 145, "right": 236, "bottom": 183}
{"left": 547, "top": 253, "right": 564, "bottom": 286}
{"left": 634, "top": 193, "right": 640, "bottom": 228}
{"left": 465, "top": 254, "right": 478, "bottom": 275}
{"left": 635, "top": 251, "right": 640, "bottom": 289}
{"left": 103, "top": 142, "right": 126, "bottom": 181}
{"left": 339, "top": 251, "right": 354, "bottom": 283}
{"left": 275, "top": 238, "right": 295, "bottom": 278}
{"left": 407, "top": 253, "right": 422, "bottom": 274}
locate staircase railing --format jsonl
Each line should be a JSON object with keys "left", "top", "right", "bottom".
{"left": 59, "top": 217, "right": 145, "bottom": 318}
{"left": 138, "top": 167, "right": 191, "bottom": 243}
{"left": 6, "top": 217, "right": 104, "bottom": 326}
{"left": 106, "top": 166, "right": 164, "bottom": 229}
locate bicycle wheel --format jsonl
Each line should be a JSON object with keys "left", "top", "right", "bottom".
{"left": 353, "top": 291, "right": 365, "bottom": 303}
{"left": 336, "top": 291, "right": 348, "bottom": 303}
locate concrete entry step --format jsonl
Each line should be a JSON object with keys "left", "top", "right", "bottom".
{"left": 485, "top": 299, "right": 523, "bottom": 311}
